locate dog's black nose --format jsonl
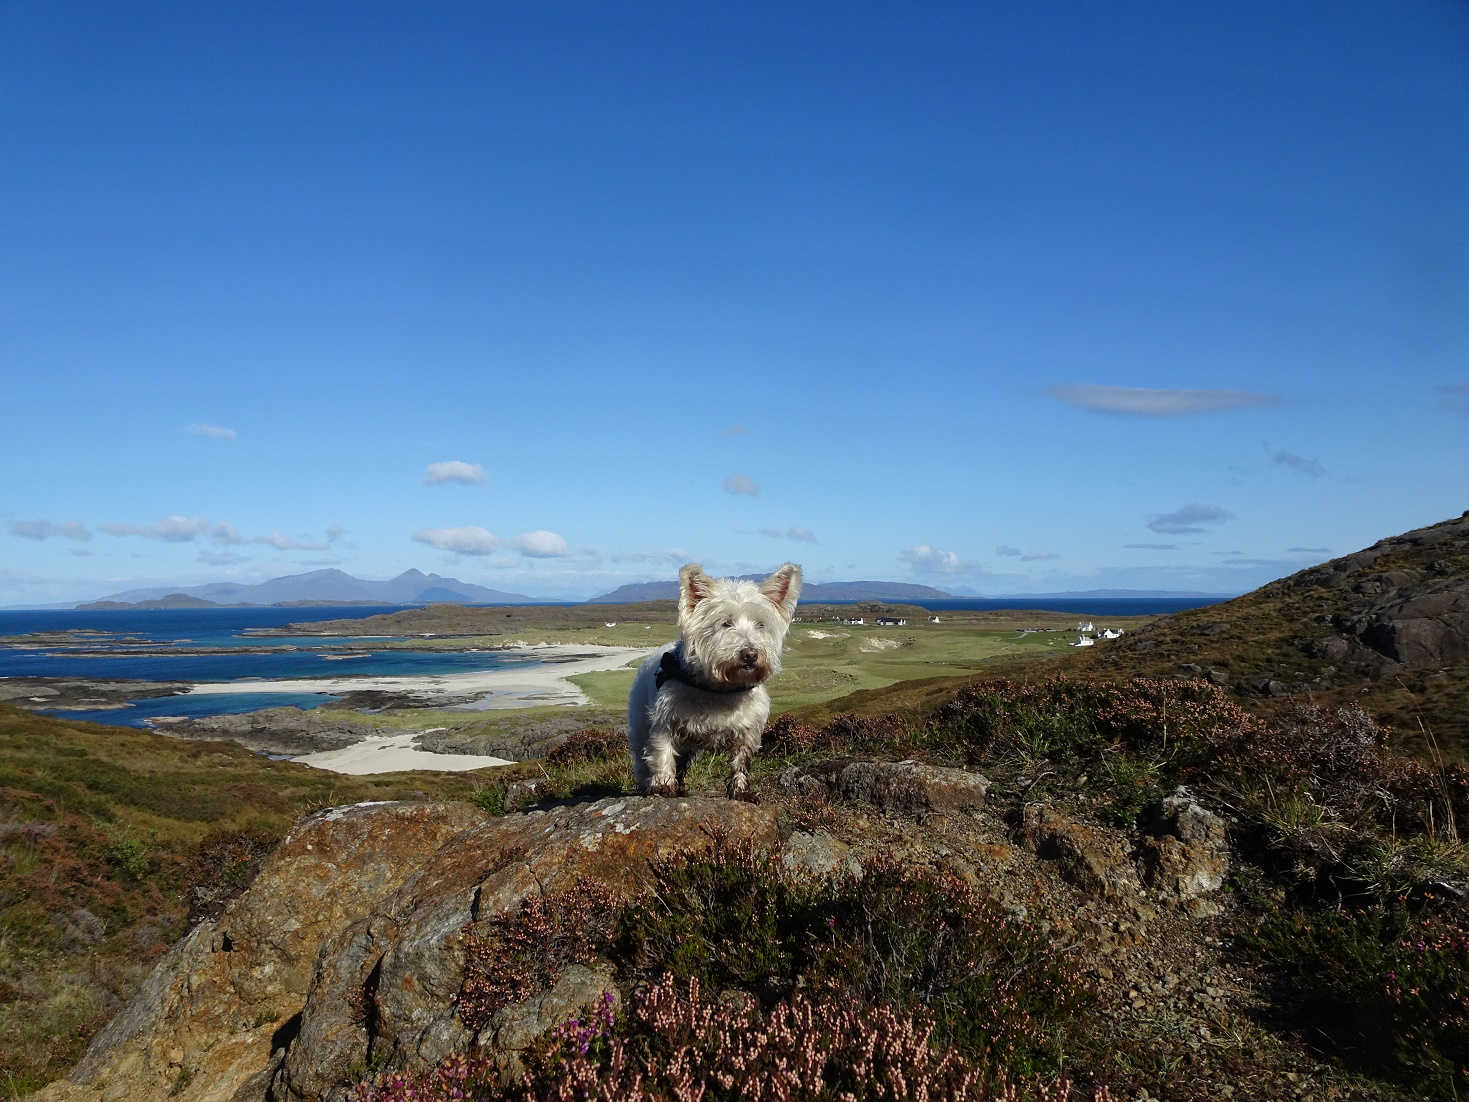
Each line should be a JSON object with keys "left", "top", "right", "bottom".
{"left": 738, "top": 647, "right": 758, "bottom": 666}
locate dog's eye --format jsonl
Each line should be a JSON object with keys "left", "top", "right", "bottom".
{"left": 721, "top": 619, "right": 732, "bottom": 628}
{"left": 756, "top": 621, "right": 765, "bottom": 630}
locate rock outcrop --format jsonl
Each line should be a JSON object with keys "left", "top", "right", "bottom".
{"left": 38, "top": 797, "right": 778, "bottom": 1102}
{"left": 776, "top": 759, "right": 989, "bottom": 817}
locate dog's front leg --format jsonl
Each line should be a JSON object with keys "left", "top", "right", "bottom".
{"left": 726, "top": 738, "right": 757, "bottom": 802}
{"left": 643, "top": 728, "right": 679, "bottom": 797}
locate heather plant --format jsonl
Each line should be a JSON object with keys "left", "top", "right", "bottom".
{"left": 617, "top": 842, "right": 1090, "bottom": 1077}
{"left": 546, "top": 728, "right": 626, "bottom": 768}
{"left": 458, "top": 880, "right": 623, "bottom": 1031}
{"left": 357, "top": 975, "right": 1117, "bottom": 1102}
{"left": 1244, "top": 905, "right": 1469, "bottom": 1098}
{"left": 455, "top": 842, "right": 1091, "bottom": 1083}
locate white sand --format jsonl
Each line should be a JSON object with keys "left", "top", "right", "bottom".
{"left": 292, "top": 730, "right": 515, "bottom": 774}
{"left": 186, "top": 644, "right": 654, "bottom": 709}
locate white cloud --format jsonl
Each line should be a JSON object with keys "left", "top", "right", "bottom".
{"left": 1147, "top": 504, "right": 1233, "bottom": 535}
{"left": 423, "top": 460, "right": 487, "bottom": 485}
{"left": 1124, "top": 542, "right": 1180, "bottom": 550}
{"left": 995, "top": 545, "right": 1022, "bottom": 558}
{"left": 11, "top": 519, "right": 91, "bottom": 541}
{"left": 513, "top": 530, "right": 570, "bottom": 558}
{"left": 1021, "top": 550, "right": 1060, "bottom": 561}
{"left": 1048, "top": 385, "right": 1278, "bottom": 416}
{"left": 413, "top": 526, "right": 498, "bottom": 555}
{"left": 263, "top": 530, "right": 329, "bottom": 551}
{"left": 102, "top": 515, "right": 212, "bottom": 542}
{"left": 901, "top": 544, "right": 963, "bottom": 573}
{"left": 212, "top": 522, "right": 245, "bottom": 545}
{"left": 186, "top": 423, "right": 237, "bottom": 440}
{"left": 326, "top": 523, "right": 348, "bottom": 543}
{"left": 1288, "top": 546, "right": 1331, "bottom": 553}
{"left": 724, "top": 473, "right": 759, "bottom": 496}
{"left": 1269, "top": 448, "right": 1326, "bottom": 478}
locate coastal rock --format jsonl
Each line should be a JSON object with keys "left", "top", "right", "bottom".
{"left": 776, "top": 759, "right": 988, "bottom": 817}
{"left": 43, "top": 797, "right": 777, "bottom": 1102}
{"left": 1141, "top": 788, "right": 1230, "bottom": 907}
{"left": 780, "top": 831, "right": 863, "bottom": 879}
{"left": 1019, "top": 804, "right": 1140, "bottom": 899}
{"left": 35, "top": 802, "right": 486, "bottom": 1102}
{"left": 272, "top": 796, "right": 778, "bottom": 1101}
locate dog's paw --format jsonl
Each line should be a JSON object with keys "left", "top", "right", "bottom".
{"left": 726, "top": 778, "right": 759, "bottom": 803}
{"left": 647, "top": 780, "right": 678, "bottom": 798}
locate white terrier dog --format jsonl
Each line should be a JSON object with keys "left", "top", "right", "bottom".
{"left": 628, "top": 562, "right": 801, "bottom": 799}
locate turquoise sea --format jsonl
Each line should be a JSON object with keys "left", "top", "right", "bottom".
{"left": 0, "top": 605, "right": 538, "bottom": 727}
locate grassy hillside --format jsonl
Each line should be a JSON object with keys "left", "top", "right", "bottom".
{"left": 1068, "top": 512, "right": 1469, "bottom": 756}
{"left": 0, "top": 706, "right": 505, "bottom": 1094}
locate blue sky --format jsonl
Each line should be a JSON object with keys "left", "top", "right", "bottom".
{"left": 3, "top": 1, "right": 1466, "bottom": 604}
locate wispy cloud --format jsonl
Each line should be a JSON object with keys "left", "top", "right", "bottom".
{"left": 1269, "top": 448, "right": 1326, "bottom": 478}
{"left": 413, "top": 526, "right": 498, "bottom": 555}
{"left": 724, "top": 473, "right": 759, "bottom": 496}
{"left": 1437, "top": 382, "right": 1469, "bottom": 417}
{"left": 186, "top": 423, "right": 237, "bottom": 440}
{"left": 755, "top": 526, "right": 818, "bottom": 543}
{"left": 197, "top": 550, "right": 250, "bottom": 566}
{"left": 1147, "top": 504, "right": 1233, "bottom": 535}
{"left": 1124, "top": 542, "right": 1179, "bottom": 550}
{"left": 423, "top": 460, "right": 487, "bottom": 485}
{"left": 720, "top": 423, "right": 749, "bottom": 437}
{"left": 212, "top": 522, "right": 245, "bottom": 545}
{"left": 1288, "top": 546, "right": 1330, "bottom": 554}
{"left": 997, "top": 544, "right": 1056, "bottom": 561}
{"left": 263, "top": 531, "right": 329, "bottom": 551}
{"left": 11, "top": 519, "right": 91, "bottom": 541}
{"left": 102, "top": 515, "right": 212, "bottom": 542}
{"left": 1048, "top": 385, "right": 1278, "bottom": 416}
{"left": 512, "top": 530, "right": 570, "bottom": 557}
{"left": 901, "top": 544, "right": 963, "bottom": 573}
{"left": 326, "top": 523, "right": 348, "bottom": 544}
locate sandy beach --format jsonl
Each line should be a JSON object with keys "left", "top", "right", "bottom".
{"left": 291, "top": 728, "right": 515, "bottom": 774}
{"left": 186, "top": 644, "right": 653, "bottom": 708}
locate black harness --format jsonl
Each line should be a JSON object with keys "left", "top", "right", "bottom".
{"left": 654, "top": 646, "right": 756, "bottom": 695}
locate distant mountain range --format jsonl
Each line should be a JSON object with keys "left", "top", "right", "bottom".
{"left": 78, "top": 569, "right": 539, "bottom": 608}
{"left": 589, "top": 579, "right": 953, "bottom": 603}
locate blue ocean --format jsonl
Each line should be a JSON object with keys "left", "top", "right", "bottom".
{"left": 0, "top": 605, "right": 538, "bottom": 727}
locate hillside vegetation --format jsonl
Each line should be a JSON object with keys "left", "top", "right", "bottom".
{"left": 1070, "top": 511, "right": 1469, "bottom": 756}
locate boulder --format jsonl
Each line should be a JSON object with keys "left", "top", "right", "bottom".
{"left": 36, "top": 801, "right": 486, "bottom": 1102}
{"left": 1018, "top": 805, "right": 1139, "bottom": 899}
{"left": 1141, "top": 788, "right": 1231, "bottom": 909}
{"left": 776, "top": 759, "right": 988, "bottom": 817}
{"left": 42, "top": 796, "right": 779, "bottom": 1102}
{"left": 272, "top": 795, "right": 777, "bottom": 1101}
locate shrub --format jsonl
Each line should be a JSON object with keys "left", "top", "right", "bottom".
{"left": 358, "top": 974, "right": 1117, "bottom": 1102}
{"left": 1244, "top": 905, "right": 1469, "bottom": 1097}
{"left": 547, "top": 728, "right": 626, "bottom": 768}
{"left": 458, "top": 880, "right": 622, "bottom": 1031}
{"left": 617, "top": 842, "right": 1090, "bottom": 1077}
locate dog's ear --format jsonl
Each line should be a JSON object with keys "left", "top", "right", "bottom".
{"left": 678, "top": 563, "right": 716, "bottom": 622}
{"left": 759, "top": 563, "right": 802, "bottom": 623}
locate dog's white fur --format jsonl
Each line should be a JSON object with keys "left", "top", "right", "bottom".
{"left": 628, "top": 562, "right": 801, "bottom": 798}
